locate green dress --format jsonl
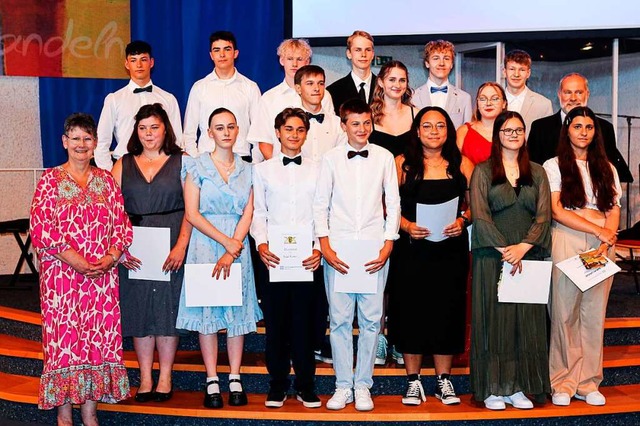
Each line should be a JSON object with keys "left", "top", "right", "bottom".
{"left": 469, "top": 160, "right": 552, "bottom": 402}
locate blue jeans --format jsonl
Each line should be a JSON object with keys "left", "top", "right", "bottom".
{"left": 324, "top": 263, "right": 388, "bottom": 389}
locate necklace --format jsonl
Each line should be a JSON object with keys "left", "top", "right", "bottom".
{"left": 211, "top": 154, "right": 236, "bottom": 176}
{"left": 142, "top": 151, "right": 162, "bottom": 162}
{"left": 503, "top": 162, "right": 519, "bottom": 179}
{"left": 424, "top": 156, "right": 445, "bottom": 168}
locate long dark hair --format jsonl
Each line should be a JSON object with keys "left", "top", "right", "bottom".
{"left": 489, "top": 111, "right": 532, "bottom": 186}
{"left": 127, "top": 103, "right": 181, "bottom": 156}
{"left": 402, "top": 106, "right": 465, "bottom": 194}
{"left": 557, "top": 106, "right": 616, "bottom": 211}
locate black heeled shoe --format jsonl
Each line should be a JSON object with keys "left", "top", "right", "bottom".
{"left": 229, "top": 378, "right": 248, "bottom": 406}
{"left": 154, "top": 388, "right": 173, "bottom": 402}
{"left": 204, "top": 379, "right": 223, "bottom": 409}
{"left": 134, "top": 389, "right": 156, "bottom": 403}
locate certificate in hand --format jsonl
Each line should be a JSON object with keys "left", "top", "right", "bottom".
{"left": 184, "top": 263, "right": 242, "bottom": 307}
{"left": 416, "top": 197, "right": 459, "bottom": 242}
{"left": 267, "top": 225, "right": 313, "bottom": 282}
{"left": 498, "top": 260, "right": 552, "bottom": 304}
{"left": 128, "top": 226, "right": 171, "bottom": 282}
{"left": 332, "top": 240, "right": 383, "bottom": 294}
{"left": 555, "top": 251, "right": 621, "bottom": 292}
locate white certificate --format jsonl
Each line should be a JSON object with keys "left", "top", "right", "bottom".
{"left": 268, "top": 225, "right": 313, "bottom": 282}
{"left": 128, "top": 226, "right": 171, "bottom": 282}
{"left": 332, "top": 240, "right": 383, "bottom": 294}
{"left": 184, "top": 263, "right": 242, "bottom": 307}
{"left": 556, "top": 253, "right": 621, "bottom": 292}
{"left": 498, "top": 260, "right": 552, "bottom": 304}
{"left": 416, "top": 197, "right": 459, "bottom": 242}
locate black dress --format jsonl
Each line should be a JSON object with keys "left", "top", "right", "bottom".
{"left": 388, "top": 178, "right": 469, "bottom": 355}
{"left": 369, "top": 108, "right": 415, "bottom": 157}
{"left": 118, "top": 153, "right": 185, "bottom": 337}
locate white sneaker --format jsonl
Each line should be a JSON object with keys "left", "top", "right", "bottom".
{"left": 484, "top": 394, "right": 506, "bottom": 410}
{"left": 375, "top": 334, "right": 388, "bottom": 365}
{"left": 552, "top": 392, "right": 571, "bottom": 406}
{"left": 503, "top": 391, "right": 533, "bottom": 409}
{"left": 575, "top": 390, "right": 606, "bottom": 406}
{"left": 326, "top": 388, "right": 353, "bottom": 410}
{"left": 354, "top": 386, "right": 374, "bottom": 411}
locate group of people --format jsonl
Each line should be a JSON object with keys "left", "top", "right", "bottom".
{"left": 28, "top": 29, "right": 628, "bottom": 425}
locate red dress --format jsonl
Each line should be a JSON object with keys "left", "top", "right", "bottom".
{"left": 461, "top": 122, "right": 492, "bottom": 165}
{"left": 30, "top": 166, "right": 133, "bottom": 409}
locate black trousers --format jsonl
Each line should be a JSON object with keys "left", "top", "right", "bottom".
{"left": 262, "top": 270, "right": 323, "bottom": 393}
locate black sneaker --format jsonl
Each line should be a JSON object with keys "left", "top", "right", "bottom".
{"left": 314, "top": 341, "right": 333, "bottom": 364}
{"left": 265, "top": 389, "right": 287, "bottom": 408}
{"left": 435, "top": 374, "right": 461, "bottom": 405}
{"left": 402, "top": 379, "right": 426, "bottom": 405}
{"left": 296, "top": 390, "right": 322, "bottom": 408}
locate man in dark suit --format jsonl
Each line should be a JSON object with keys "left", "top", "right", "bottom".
{"left": 528, "top": 73, "right": 632, "bottom": 182}
{"left": 326, "top": 30, "right": 376, "bottom": 116}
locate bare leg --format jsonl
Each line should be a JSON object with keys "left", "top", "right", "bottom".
{"left": 57, "top": 403, "right": 73, "bottom": 426}
{"left": 403, "top": 353, "right": 423, "bottom": 376}
{"left": 79, "top": 400, "right": 99, "bottom": 426}
{"left": 199, "top": 333, "right": 219, "bottom": 378}
{"left": 133, "top": 336, "right": 156, "bottom": 392}
{"left": 155, "top": 335, "right": 179, "bottom": 393}
{"left": 434, "top": 354, "right": 453, "bottom": 376}
{"left": 227, "top": 335, "right": 245, "bottom": 375}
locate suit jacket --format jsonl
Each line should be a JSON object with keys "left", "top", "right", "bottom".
{"left": 327, "top": 73, "right": 377, "bottom": 116}
{"left": 517, "top": 89, "right": 553, "bottom": 137}
{"left": 413, "top": 82, "right": 472, "bottom": 129}
{"left": 528, "top": 111, "right": 633, "bottom": 182}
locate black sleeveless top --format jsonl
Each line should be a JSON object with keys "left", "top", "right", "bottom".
{"left": 369, "top": 107, "right": 415, "bottom": 157}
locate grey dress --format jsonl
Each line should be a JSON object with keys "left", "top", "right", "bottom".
{"left": 118, "top": 153, "right": 185, "bottom": 337}
{"left": 469, "top": 160, "right": 552, "bottom": 402}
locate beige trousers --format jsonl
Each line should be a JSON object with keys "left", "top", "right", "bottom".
{"left": 548, "top": 220, "right": 614, "bottom": 396}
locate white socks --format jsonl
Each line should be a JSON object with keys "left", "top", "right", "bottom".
{"left": 206, "top": 376, "right": 220, "bottom": 394}
{"left": 229, "top": 374, "right": 243, "bottom": 393}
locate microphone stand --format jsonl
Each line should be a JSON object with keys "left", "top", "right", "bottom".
{"left": 596, "top": 112, "right": 640, "bottom": 229}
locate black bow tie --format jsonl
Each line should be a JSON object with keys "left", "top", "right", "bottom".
{"left": 283, "top": 156, "right": 302, "bottom": 166}
{"left": 347, "top": 150, "right": 369, "bottom": 159}
{"left": 306, "top": 112, "right": 325, "bottom": 123}
{"left": 133, "top": 86, "right": 153, "bottom": 93}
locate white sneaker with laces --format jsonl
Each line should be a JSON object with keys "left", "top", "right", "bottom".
{"left": 374, "top": 335, "right": 388, "bottom": 365}
{"left": 575, "top": 390, "right": 606, "bottom": 406}
{"left": 503, "top": 391, "right": 533, "bottom": 409}
{"left": 326, "top": 388, "right": 353, "bottom": 410}
{"left": 354, "top": 386, "right": 374, "bottom": 411}
{"left": 484, "top": 394, "right": 506, "bottom": 410}
{"left": 402, "top": 379, "right": 426, "bottom": 405}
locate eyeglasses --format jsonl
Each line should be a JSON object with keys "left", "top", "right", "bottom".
{"left": 499, "top": 127, "right": 525, "bottom": 136}
{"left": 65, "top": 135, "right": 95, "bottom": 144}
{"left": 422, "top": 123, "right": 447, "bottom": 132}
{"left": 478, "top": 96, "right": 503, "bottom": 104}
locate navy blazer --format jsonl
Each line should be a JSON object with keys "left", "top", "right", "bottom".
{"left": 327, "top": 73, "right": 377, "bottom": 116}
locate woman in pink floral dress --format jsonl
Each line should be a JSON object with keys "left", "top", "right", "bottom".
{"left": 30, "top": 113, "right": 133, "bottom": 426}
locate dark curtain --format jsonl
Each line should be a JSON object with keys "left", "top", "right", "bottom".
{"left": 38, "top": 0, "right": 284, "bottom": 167}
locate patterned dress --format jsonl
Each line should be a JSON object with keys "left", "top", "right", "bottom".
{"left": 176, "top": 155, "right": 262, "bottom": 337}
{"left": 30, "top": 166, "right": 133, "bottom": 410}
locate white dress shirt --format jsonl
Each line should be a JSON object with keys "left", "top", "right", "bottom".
{"left": 246, "top": 79, "right": 334, "bottom": 161}
{"left": 313, "top": 143, "right": 400, "bottom": 241}
{"left": 183, "top": 68, "right": 261, "bottom": 157}
{"left": 426, "top": 78, "right": 449, "bottom": 109}
{"left": 351, "top": 71, "right": 373, "bottom": 103}
{"left": 251, "top": 154, "right": 320, "bottom": 247}
{"left": 506, "top": 87, "right": 528, "bottom": 114}
{"left": 96, "top": 80, "right": 184, "bottom": 170}
{"left": 301, "top": 107, "right": 346, "bottom": 162}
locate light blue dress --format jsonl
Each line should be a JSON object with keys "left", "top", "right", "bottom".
{"left": 176, "top": 155, "right": 262, "bottom": 337}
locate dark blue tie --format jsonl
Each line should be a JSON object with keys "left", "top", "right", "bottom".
{"left": 430, "top": 86, "right": 448, "bottom": 94}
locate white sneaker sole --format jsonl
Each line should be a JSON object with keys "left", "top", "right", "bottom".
{"left": 296, "top": 395, "right": 322, "bottom": 408}
{"left": 326, "top": 397, "right": 353, "bottom": 410}
{"left": 265, "top": 395, "right": 287, "bottom": 408}
{"left": 436, "top": 394, "right": 461, "bottom": 405}
{"left": 374, "top": 357, "right": 386, "bottom": 365}
{"left": 401, "top": 397, "right": 423, "bottom": 406}
{"left": 355, "top": 402, "right": 374, "bottom": 411}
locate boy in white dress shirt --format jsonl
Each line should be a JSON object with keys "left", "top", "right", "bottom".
{"left": 251, "top": 108, "right": 323, "bottom": 409}
{"left": 183, "top": 31, "right": 261, "bottom": 161}
{"left": 96, "top": 40, "right": 186, "bottom": 170}
{"left": 313, "top": 99, "right": 401, "bottom": 411}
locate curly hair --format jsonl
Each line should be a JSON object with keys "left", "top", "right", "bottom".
{"left": 370, "top": 60, "right": 413, "bottom": 125}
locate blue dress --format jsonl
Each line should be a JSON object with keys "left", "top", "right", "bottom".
{"left": 176, "top": 155, "right": 262, "bottom": 337}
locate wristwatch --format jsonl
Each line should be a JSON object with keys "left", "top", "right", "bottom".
{"left": 460, "top": 215, "right": 471, "bottom": 228}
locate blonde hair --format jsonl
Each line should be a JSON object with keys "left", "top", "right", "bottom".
{"left": 277, "top": 38, "right": 312, "bottom": 60}
{"left": 423, "top": 40, "right": 455, "bottom": 61}
{"left": 346, "top": 30, "right": 374, "bottom": 49}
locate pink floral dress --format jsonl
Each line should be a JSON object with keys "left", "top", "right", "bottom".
{"left": 29, "top": 166, "right": 133, "bottom": 410}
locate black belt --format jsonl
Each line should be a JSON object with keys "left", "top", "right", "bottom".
{"left": 128, "top": 208, "right": 185, "bottom": 226}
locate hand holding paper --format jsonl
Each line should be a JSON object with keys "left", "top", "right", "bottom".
{"left": 320, "top": 238, "right": 349, "bottom": 274}
{"left": 302, "top": 249, "right": 322, "bottom": 271}
{"left": 364, "top": 241, "right": 393, "bottom": 273}
{"left": 258, "top": 243, "right": 281, "bottom": 268}
{"left": 405, "top": 221, "right": 430, "bottom": 239}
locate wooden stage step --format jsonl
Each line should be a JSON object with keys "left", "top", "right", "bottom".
{"left": 3, "top": 306, "right": 640, "bottom": 332}
{"left": 2, "top": 334, "right": 639, "bottom": 375}
{"left": 1, "top": 371, "right": 638, "bottom": 422}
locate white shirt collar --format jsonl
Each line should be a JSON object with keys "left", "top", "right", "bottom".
{"left": 506, "top": 86, "right": 528, "bottom": 103}
{"left": 351, "top": 71, "right": 372, "bottom": 88}
{"left": 128, "top": 79, "right": 153, "bottom": 91}
{"left": 427, "top": 78, "right": 449, "bottom": 89}
{"left": 209, "top": 68, "right": 238, "bottom": 83}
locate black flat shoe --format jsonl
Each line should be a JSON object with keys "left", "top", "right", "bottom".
{"left": 204, "top": 379, "right": 223, "bottom": 409}
{"left": 229, "top": 378, "right": 248, "bottom": 406}
{"left": 134, "top": 390, "right": 155, "bottom": 403}
{"left": 154, "top": 389, "right": 173, "bottom": 402}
